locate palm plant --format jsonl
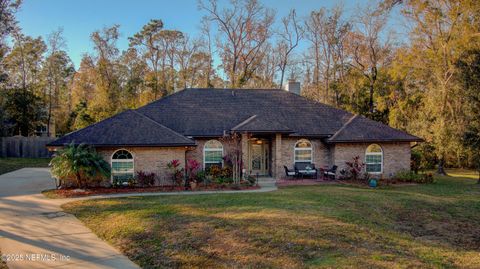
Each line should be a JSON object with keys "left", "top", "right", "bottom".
{"left": 50, "top": 143, "right": 111, "bottom": 188}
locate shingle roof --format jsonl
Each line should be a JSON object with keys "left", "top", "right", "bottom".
{"left": 231, "top": 115, "right": 293, "bottom": 133}
{"left": 47, "top": 110, "right": 195, "bottom": 147}
{"left": 49, "top": 88, "right": 422, "bottom": 147}
{"left": 327, "top": 115, "right": 423, "bottom": 143}
{"left": 136, "top": 88, "right": 353, "bottom": 137}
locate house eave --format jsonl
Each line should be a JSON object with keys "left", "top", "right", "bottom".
{"left": 325, "top": 138, "right": 424, "bottom": 144}
{"left": 46, "top": 142, "right": 197, "bottom": 148}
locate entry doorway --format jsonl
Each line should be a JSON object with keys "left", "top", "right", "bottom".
{"left": 248, "top": 138, "right": 270, "bottom": 176}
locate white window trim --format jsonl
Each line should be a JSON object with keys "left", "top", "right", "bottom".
{"left": 111, "top": 149, "right": 135, "bottom": 180}
{"left": 203, "top": 140, "right": 224, "bottom": 169}
{"left": 294, "top": 139, "right": 313, "bottom": 163}
{"left": 365, "top": 144, "right": 383, "bottom": 174}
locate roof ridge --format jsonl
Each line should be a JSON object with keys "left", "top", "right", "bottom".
{"left": 231, "top": 115, "right": 257, "bottom": 131}
{"left": 328, "top": 114, "right": 358, "bottom": 141}
{"left": 131, "top": 110, "right": 194, "bottom": 144}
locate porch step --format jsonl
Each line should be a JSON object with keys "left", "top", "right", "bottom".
{"left": 256, "top": 177, "right": 276, "bottom": 187}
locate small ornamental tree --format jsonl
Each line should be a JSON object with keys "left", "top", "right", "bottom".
{"left": 220, "top": 133, "right": 243, "bottom": 185}
{"left": 50, "top": 143, "right": 110, "bottom": 188}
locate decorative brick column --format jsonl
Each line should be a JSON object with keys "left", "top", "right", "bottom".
{"left": 274, "top": 133, "right": 282, "bottom": 179}
{"left": 241, "top": 133, "right": 249, "bottom": 175}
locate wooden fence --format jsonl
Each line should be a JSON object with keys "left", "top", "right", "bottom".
{"left": 0, "top": 136, "right": 55, "bottom": 158}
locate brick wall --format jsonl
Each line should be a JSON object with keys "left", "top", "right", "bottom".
{"left": 281, "top": 138, "right": 331, "bottom": 168}
{"left": 332, "top": 142, "right": 411, "bottom": 178}
{"left": 97, "top": 147, "right": 187, "bottom": 185}
{"left": 185, "top": 138, "right": 239, "bottom": 169}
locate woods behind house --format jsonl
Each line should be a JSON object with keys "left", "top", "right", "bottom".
{"left": 1, "top": 0, "right": 480, "bottom": 172}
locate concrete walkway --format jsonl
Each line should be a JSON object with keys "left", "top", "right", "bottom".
{"left": 0, "top": 168, "right": 277, "bottom": 269}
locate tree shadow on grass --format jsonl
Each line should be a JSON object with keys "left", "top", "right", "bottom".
{"left": 64, "top": 186, "right": 480, "bottom": 268}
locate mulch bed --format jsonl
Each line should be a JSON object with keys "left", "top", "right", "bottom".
{"left": 46, "top": 185, "right": 260, "bottom": 198}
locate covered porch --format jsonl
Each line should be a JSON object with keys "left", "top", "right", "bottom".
{"left": 239, "top": 132, "right": 334, "bottom": 180}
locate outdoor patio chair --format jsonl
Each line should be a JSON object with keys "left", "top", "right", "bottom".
{"left": 294, "top": 162, "right": 318, "bottom": 179}
{"left": 324, "top": 165, "right": 338, "bottom": 180}
{"left": 284, "top": 166, "right": 297, "bottom": 179}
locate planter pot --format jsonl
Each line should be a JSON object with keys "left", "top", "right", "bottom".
{"left": 369, "top": 179, "right": 377, "bottom": 188}
{"left": 190, "top": 181, "right": 197, "bottom": 190}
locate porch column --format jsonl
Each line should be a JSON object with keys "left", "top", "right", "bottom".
{"left": 241, "top": 133, "right": 249, "bottom": 176}
{"left": 274, "top": 133, "right": 282, "bottom": 179}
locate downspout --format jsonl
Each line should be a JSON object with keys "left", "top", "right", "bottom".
{"left": 184, "top": 146, "right": 189, "bottom": 190}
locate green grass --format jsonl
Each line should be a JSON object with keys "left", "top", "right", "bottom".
{"left": 0, "top": 158, "right": 50, "bottom": 175}
{"left": 63, "top": 170, "right": 480, "bottom": 268}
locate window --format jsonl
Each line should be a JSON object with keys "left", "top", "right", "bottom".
{"left": 111, "top": 149, "right": 134, "bottom": 181}
{"left": 366, "top": 144, "right": 383, "bottom": 173}
{"left": 204, "top": 140, "right": 223, "bottom": 169}
{"left": 294, "top": 139, "right": 313, "bottom": 163}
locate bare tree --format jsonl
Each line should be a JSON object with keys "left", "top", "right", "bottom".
{"left": 305, "top": 5, "right": 350, "bottom": 104}
{"left": 44, "top": 29, "right": 74, "bottom": 136}
{"left": 199, "top": 0, "right": 275, "bottom": 88}
{"left": 276, "top": 9, "right": 303, "bottom": 89}
{"left": 200, "top": 17, "right": 215, "bottom": 87}
{"left": 176, "top": 34, "right": 201, "bottom": 88}
{"left": 346, "top": 4, "right": 392, "bottom": 113}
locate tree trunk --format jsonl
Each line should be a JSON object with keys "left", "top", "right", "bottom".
{"left": 436, "top": 159, "right": 447, "bottom": 175}
{"left": 477, "top": 170, "right": 480, "bottom": 184}
{"left": 75, "top": 172, "right": 82, "bottom": 188}
{"left": 369, "top": 81, "right": 374, "bottom": 114}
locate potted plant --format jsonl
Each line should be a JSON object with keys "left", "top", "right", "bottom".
{"left": 190, "top": 180, "right": 198, "bottom": 190}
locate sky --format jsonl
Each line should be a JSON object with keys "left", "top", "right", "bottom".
{"left": 15, "top": 0, "right": 397, "bottom": 69}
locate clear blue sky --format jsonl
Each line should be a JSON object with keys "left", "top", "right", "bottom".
{"left": 16, "top": 0, "right": 391, "bottom": 68}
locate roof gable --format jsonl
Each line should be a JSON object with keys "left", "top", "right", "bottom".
{"left": 48, "top": 110, "right": 195, "bottom": 147}
{"left": 231, "top": 115, "right": 293, "bottom": 133}
{"left": 327, "top": 115, "right": 423, "bottom": 143}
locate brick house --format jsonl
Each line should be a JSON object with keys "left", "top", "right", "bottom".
{"left": 47, "top": 87, "right": 422, "bottom": 183}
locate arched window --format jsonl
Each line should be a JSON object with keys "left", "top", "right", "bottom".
{"left": 111, "top": 149, "right": 134, "bottom": 181}
{"left": 294, "top": 139, "right": 313, "bottom": 163}
{"left": 366, "top": 144, "right": 383, "bottom": 173}
{"left": 204, "top": 140, "right": 223, "bottom": 169}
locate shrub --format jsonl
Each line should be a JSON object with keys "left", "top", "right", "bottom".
{"left": 167, "top": 159, "right": 184, "bottom": 186}
{"left": 220, "top": 166, "right": 232, "bottom": 178}
{"left": 196, "top": 170, "right": 207, "bottom": 183}
{"left": 136, "top": 171, "right": 156, "bottom": 187}
{"left": 411, "top": 150, "right": 422, "bottom": 174}
{"left": 343, "top": 156, "right": 366, "bottom": 181}
{"left": 215, "top": 177, "right": 233, "bottom": 185}
{"left": 206, "top": 165, "right": 222, "bottom": 179}
{"left": 186, "top": 159, "right": 201, "bottom": 182}
{"left": 50, "top": 143, "right": 110, "bottom": 188}
{"left": 246, "top": 175, "right": 256, "bottom": 185}
{"left": 394, "top": 170, "right": 434, "bottom": 184}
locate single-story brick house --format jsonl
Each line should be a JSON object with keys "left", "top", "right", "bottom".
{"left": 47, "top": 86, "right": 422, "bottom": 182}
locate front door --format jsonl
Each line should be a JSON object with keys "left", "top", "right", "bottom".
{"left": 249, "top": 139, "right": 269, "bottom": 176}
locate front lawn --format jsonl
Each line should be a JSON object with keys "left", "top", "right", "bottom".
{"left": 63, "top": 170, "right": 480, "bottom": 268}
{"left": 0, "top": 158, "right": 51, "bottom": 175}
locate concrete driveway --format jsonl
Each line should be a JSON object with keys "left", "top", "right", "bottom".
{"left": 0, "top": 168, "right": 139, "bottom": 269}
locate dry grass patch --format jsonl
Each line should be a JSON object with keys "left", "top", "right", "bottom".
{"left": 63, "top": 170, "right": 480, "bottom": 268}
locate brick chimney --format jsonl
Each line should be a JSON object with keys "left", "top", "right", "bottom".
{"left": 284, "top": 79, "right": 301, "bottom": 95}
